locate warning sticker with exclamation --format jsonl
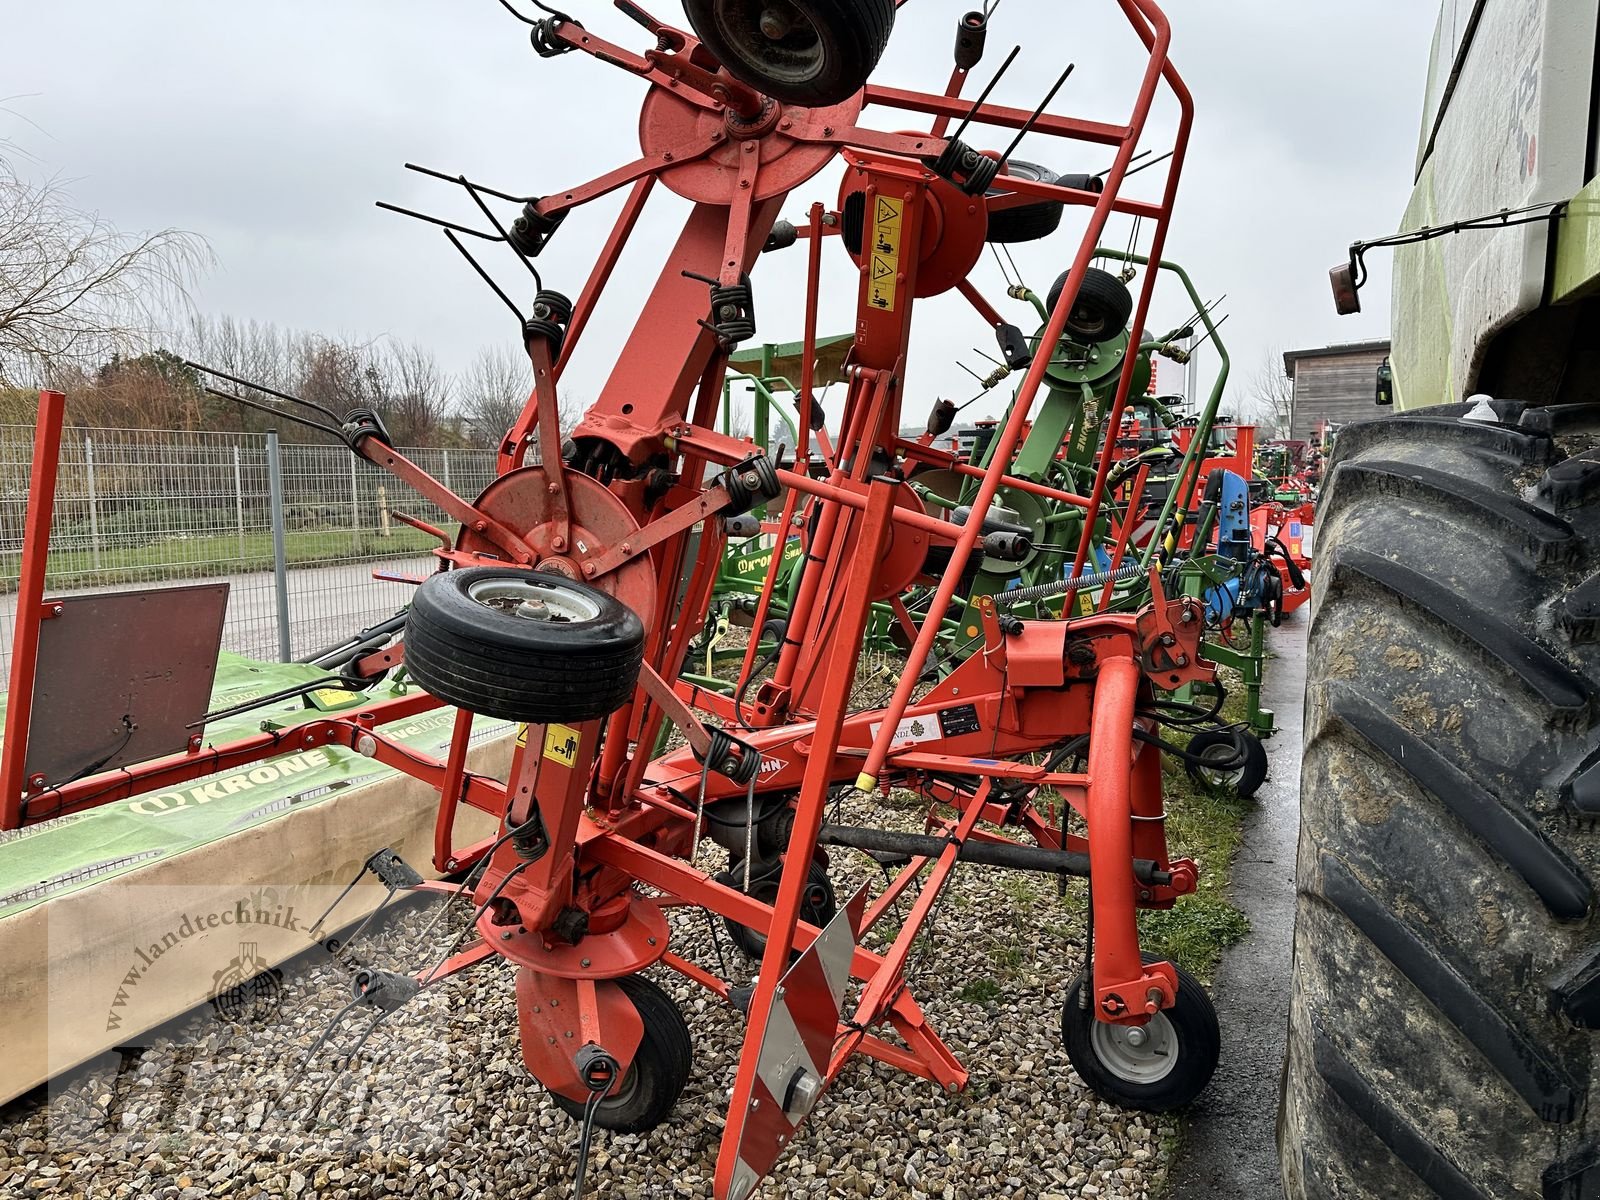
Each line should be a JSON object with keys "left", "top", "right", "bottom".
{"left": 868, "top": 195, "right": 903, "bottom": 312}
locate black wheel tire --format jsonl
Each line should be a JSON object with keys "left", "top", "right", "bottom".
{"left": 1184, "top": 728, "right": 1268, "bottom": 797}
{"left": 720, "top": 859, "right": 836, "bottom": 960}
{"left": 682, "top": 0, "right": 895, "bottom": 108}
{"left": 1062, "top": 952, "right": 1220, "bottom": 1112}
{"left": 404, "top": 566, "right": 644, "bottom": 723}
{"left": 1279, "top": 403, "right": 1600, "bottom": 1200}
{"left": 1046, "top": 266, "right": 1134, "bottom": 343}
{"left": 551, "top": 974, "right": 692, "bottom": 1134}
{"left": 983, "top": 160, "right": 1065, "bottom": 244}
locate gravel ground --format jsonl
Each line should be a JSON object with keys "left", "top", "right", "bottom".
{"left": 1, "top": 794, "right": 1174, "bottom": 1200}
{"left": 2, "top": 657, "right": 1194, "bottom": 1200}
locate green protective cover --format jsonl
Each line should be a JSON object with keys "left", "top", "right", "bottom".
{"left": 0, "top": 652, "right": 515, "bottom": 919}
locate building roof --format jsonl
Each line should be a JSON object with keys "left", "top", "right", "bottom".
{"left": 728, "top": 334, "right": 855, "bottom": 390}
{"left": 1282, "top": 339, "right": 1391, "bottom": 375}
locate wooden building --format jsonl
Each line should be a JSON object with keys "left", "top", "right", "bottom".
{"left": 1283, "top": 340, "right": 1392, "bottom": 444}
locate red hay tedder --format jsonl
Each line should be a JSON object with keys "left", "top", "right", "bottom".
{"left": 4, "top": 3, "right": 1225, "bottom": 1195}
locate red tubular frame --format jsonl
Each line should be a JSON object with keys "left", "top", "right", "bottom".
{"left": 1, "top": 391, "right": 66, "bottom": 829}
{"left": 12, "top": 5, "right": 1214, "bottom": 1195}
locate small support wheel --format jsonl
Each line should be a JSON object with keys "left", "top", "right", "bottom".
{"left": 1046, "top": 266, "right": 1135, "bottom": 344}
{"left": 551, "top": 975, "right": 692, "bottom": 1134}
{"left": 682, "top": 0, "right": 896, "bottom": 108}
{"left": 983, "top": 160, "right": 1066, "bottom": 244}
{"left": 404, "top": 567, "right": 645, "bottom": 723}
{"left": 719, "top": 859, "right": 836, "bottom": 960}
{"left": 1185, "top": 728, "right": 1268, "bottom": 797}
{"left": 1061, "top": 954, "right": 1219, "bottom": 1112}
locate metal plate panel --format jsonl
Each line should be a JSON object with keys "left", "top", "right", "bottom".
{"left": 24, "top": 584, "right": 229, "bottom": 789}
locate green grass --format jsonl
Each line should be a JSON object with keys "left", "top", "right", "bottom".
{"left": 4, "top": 527, "right": 441, "bottom": 592}
{"left": 960, "top": 978, "right": 1004, "bottom": 1005}
{"left": 1136, "top": 678, "right": 1257, "bottom": 981}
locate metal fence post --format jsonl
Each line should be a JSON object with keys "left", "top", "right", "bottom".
{"left": 84, "top": 434, "right": 101, "bottom": 571}
{"left": 266, "top": 430, "right": 292, "bottom": 661}
{"left": 234, "top": 445, "right": 246, "bottom": 558}
{"left": 349, "top": 453, "right": 360, "bottom": 553}
{"left": 442, "top": 449, "right": 451, "bottom": 494}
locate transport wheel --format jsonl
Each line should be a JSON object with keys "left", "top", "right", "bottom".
{"left": 1046, "top": 266, "right": 1134, "bottom": 343}
{"left": 719, "top": 858, "right": 837, "bottom": 960}
{"left": 404, "top": 566, "right": 644, "bottom": 723}
{"left": 983, "top": 160, "right": 1065, "bottom": 243}
{"left": 682, "top": 0, "right": 895, "bottom": 108}
{"left": 1279, "top": 402, "right": 1600, "bottom": 1200}
{"left": 551, "top": 975, "right": 692, "bottom": 1134}
{"left": 1184, "top": 728, "right": 1267, "bottom": 797}
{"left": 1062, "top": 953, "right": 1220, "bottom": 1112}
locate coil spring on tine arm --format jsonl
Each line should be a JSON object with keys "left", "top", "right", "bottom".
{"left": 683, "top": 270, "right": 757, "bottom": 349}
{"left": 924, "top": 137, "right": 1001, "bottom": 195}
{"left": 523, "top": 287, "right": 573, "bottom": 353}
{"left": 530, "top": 17, "right": 578, "bottom": 57}
{"left": 697, "top": 727, "right": 761, "bottom": 785}
{"left": 718, "top": 454, "right": 781, "bottom": 516}
{"left": 998, "top": 560, "right": 1148, "bottom": 607}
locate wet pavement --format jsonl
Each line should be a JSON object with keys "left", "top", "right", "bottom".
{"left": 1167, "top": 615, "right": 1308, "bottom": 1200}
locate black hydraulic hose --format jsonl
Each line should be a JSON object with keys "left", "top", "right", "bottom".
{"left": 1265, "top": 536, "right": 1306, "bottom": 589}
{"left": 814, "top": 822, "right": 1172, "bottom": 885}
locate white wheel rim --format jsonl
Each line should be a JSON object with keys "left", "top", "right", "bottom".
{"left": 465, "top": 576, "right": 601, "bottom": 624}
{"left": 1090, "top": 1011, "right": 1178, "bottom": 1085}
{"left": 1197, "top": 741, "right": 1245, "bottom": 788}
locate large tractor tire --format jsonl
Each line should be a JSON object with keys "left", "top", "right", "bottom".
{"left": 1279, "top": 401, "right": 1600, "bottom": 1199}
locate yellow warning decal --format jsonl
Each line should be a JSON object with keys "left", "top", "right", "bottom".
{"left": 543, "top": 723, "right": 581, "bottom": 768}
{"left": 1077, "top": 591, "right": 1096, "bottom": 616}
{"left": 868, "top": 195, "right": 902, "bottom": 312}
{"left": 515, "top": 723, "right": 529, "bottom": 748}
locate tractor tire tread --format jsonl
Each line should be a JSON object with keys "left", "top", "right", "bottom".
{"left": 1280, "top": 406, "right": 1600, "bottom": 1200}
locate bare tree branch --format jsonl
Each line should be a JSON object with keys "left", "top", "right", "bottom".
{"left": 0, "top": 151, "right": 211, "bottom": 384}
{"left": 1243, "top": 346, "right": 1294, "bottom": 438}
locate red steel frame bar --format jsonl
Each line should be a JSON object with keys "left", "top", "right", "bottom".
{"left": 1, "top": 390, "right": 66, "bottom": 829}
{"left": 7, "top": 6, "right": 1211, "bottom": 1194}
{"left": 857, "top": 0, "right": 1186, "bottom": 788}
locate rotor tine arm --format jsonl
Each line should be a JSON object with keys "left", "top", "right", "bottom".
{"left": 354, "top": 439, "right": 539, "bottom": 566}
{"left": 525, "top": 336, "right": 570, "bottom": 546}
{"left": 633, "top": 662, "right": 715, "bottom": 762}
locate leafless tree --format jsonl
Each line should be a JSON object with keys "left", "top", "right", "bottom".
{"left": 376, "top": 340, "right": 452, "bottom": 447}
{"left": 459, "top": 345, "right": 530, "bottom": 444}
{"left": 458, "top": 343, "right": 586, "bottom": 454}
{"left": 1246, "top": 347, "right": 1295, "bottom": 437}
{"left": 0, "top": 153, "right": 210, "bottom": 382}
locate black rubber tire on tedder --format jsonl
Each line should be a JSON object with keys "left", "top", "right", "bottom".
{"left": 682, "top": 0, "right": 895, "bottom": 108}
{"left": 1185, "top": 728, "right": 1268, "bottom": 798}
{"left": 1279, "top": 401, "right": 1600, "bottom": 1200}
{"left": 1046, "top": 266, "right": 1135, "bottom": 343}
{"left": 1062, "top": 952, "right": 1220, "bottom": 1113}
{"left": 983, "top": 160, "right": 1066, "bottom": 244}
{"left": 720, "top": 859, "right": 837, "bottom": 960}
{"left": 404, "top": 566, "right": 644, "bottom": 724}
{"left": 550, "top": 974, "right": 692, "bottom": 1134}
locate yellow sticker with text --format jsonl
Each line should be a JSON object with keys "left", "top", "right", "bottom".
{"left": 542, "top": 723, "right": 581, "bottom": 768}
{"left": 868, "top": 196, "right": 902, "bottom": 312}
{"left": 515, "top": 723, "right": 529, "bottom": 748}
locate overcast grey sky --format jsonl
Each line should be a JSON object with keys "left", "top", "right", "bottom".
{"left": 5, "top": 1, "right": 1437, "bottom": 424}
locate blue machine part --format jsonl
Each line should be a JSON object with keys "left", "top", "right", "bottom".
{"left": 1203, "top": 471, "right": 1270, "bottom": 622}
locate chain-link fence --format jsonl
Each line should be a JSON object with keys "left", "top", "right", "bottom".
{"left": 0, "top": 426, "right": 498, "bottom": 676}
